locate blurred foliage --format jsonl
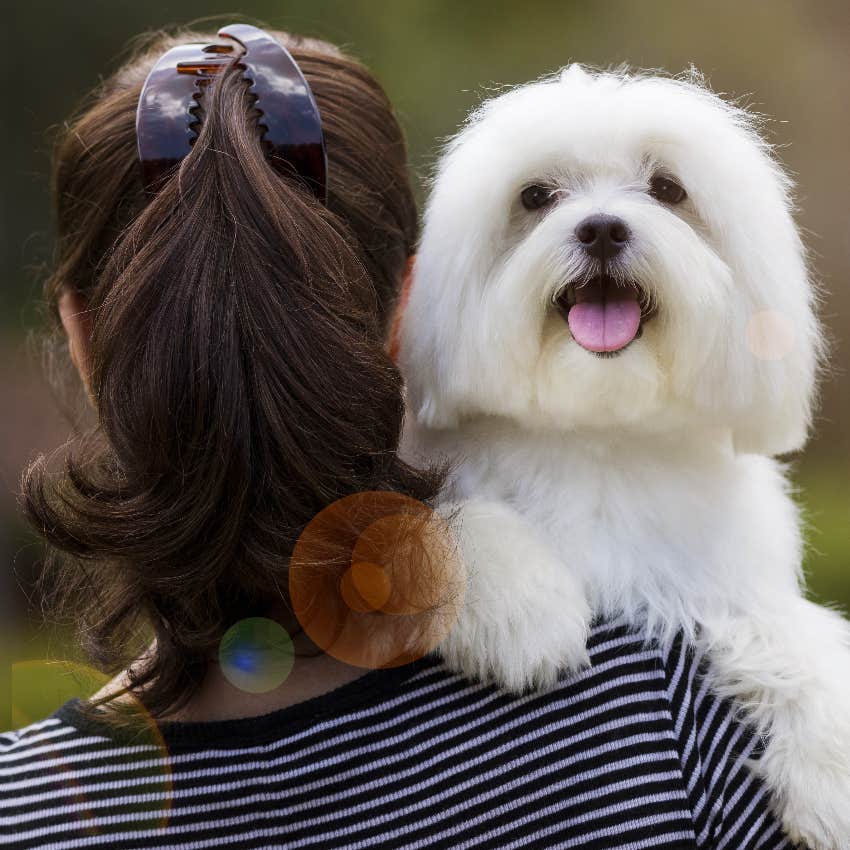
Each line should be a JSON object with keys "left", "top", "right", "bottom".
{"left": 11, "top": 659, "right": 108, "bottom": 729}
{"left": 2, "top": 0, "right": 849, "bottom": 728}
{"left": 800, "top": 469, "right": 850, "bottom": 610}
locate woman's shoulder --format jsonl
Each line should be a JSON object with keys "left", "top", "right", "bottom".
{"left": 582, "top": 619, "right": 785, "bottom": 847}
{"left": 0, "top": 714, "right": 76, "bottom": 755}
{"left": 0, "top": 620, "right": 789, "bottom": 850}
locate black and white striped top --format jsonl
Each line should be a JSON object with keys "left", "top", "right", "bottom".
{"left": 0, "top": 620, "right": 791, "bottom": 850}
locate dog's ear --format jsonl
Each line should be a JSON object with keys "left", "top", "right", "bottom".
{"left": 676, "top": 111, "right": 824, "bottom": 459}
{"left": 729, "top": 307, "right": 821, "bottom": 457}
{"left": 390, "top": 255, "right": 462, "bottom": 428}
{"left": 722, "top": 219, "right": 822, "bottom": 457}
{"left": 395, "top": 248, "right": 462, "bottom": 429}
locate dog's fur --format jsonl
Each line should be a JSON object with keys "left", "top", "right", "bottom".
{"left": 397, "top": 66, "right": 850, "bottom": 848}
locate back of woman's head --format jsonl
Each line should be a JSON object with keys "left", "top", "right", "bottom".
{"left": 23, "top": 26, "right": 442, "bottom": 716}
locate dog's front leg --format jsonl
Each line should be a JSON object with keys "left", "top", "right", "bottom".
{"left": 437, "top": 498, "right": 590, "bottom": 693}
{"left": 701, "top": 597, "right": 850, "bottom": 850}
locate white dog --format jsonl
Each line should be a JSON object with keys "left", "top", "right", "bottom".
{"left": 397, "top": 66, "right": 850, "bottom": 849}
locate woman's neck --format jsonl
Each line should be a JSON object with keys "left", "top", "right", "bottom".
{"left": 92, "top": 611, "right": 368, "bottom": 724}
{"left": 164, "top": 635, "right": 366, "bottom": 723}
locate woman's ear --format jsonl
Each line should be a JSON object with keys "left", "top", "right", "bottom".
{"left": 58, "top": 288, "right": 93, "bottom": 395}
{"left": 388, "top": 255, "right": 415, "bottom": 363}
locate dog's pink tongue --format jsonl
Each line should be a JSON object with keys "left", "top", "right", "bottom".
{"left": 567, "top": 283, "right": 642, "bottom": 353}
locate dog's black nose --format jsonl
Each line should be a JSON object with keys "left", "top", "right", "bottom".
{"left": 575, "top": 214, "right": 631, "bottom": 260}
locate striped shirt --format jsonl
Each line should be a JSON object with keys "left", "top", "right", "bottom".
{"left": 0, "top": 620, "right": 791, "bottom": 850}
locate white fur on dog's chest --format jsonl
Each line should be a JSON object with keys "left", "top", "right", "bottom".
{"left": 420, "top": 419, "right": 803, "bottom": 637}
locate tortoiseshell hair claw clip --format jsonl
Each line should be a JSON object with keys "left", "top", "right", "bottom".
{"left": 136, "top": 24, "right": 328, "bottom": 202}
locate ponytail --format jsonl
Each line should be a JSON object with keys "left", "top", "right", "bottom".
{"left": 23, "top": 31, "right": 442, "bottom": 716}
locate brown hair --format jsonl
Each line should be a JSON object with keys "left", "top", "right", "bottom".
{"left": 22, "top": 27, "right": 444, "bottom": 717}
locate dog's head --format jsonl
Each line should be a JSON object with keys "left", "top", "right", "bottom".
{"left": 399, "top": 66, "right": 822, "bottom": 455}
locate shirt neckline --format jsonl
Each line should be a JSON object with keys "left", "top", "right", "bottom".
{"left": 54, "top": 654, "right": 440, "bottom": 750}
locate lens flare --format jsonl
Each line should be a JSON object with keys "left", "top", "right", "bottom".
{"left": 11, "top": 658, "right": 108, "bottom": 729}
{"left": 340, "top": 562, "right": 393, "bottom": 612}
{"left": 289, "top": 491, "right": 465, "bottom": 669}
{"left": 11, "top": 659, "right": 174, "bottom": 831}
{"left": 218, "top": 617, "right": 295, "bottom": 694}
{"left": 746, "top": 309, "right": 797, "bottom": 361}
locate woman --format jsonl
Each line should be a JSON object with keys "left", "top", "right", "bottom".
{"left": 1, "top": 24, "right": 790, "bottom": 850}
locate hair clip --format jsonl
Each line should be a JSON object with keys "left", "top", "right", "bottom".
{"left": 136, "top": 24, "right": 328, "bottom": 202}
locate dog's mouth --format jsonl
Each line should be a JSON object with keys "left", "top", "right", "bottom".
{"left": 554, "top": 275, "right": 656, "bottom": 356}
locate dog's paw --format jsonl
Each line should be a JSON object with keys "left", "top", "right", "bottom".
{"left": 760, "top": 708, "right": 850, "bottom": 850}
{"left": 438, "top": 582, "right": 590, "bottom": 693}
{"left": 437, "top": 499, "right": 590, "bottom": 693}
{"left": 702, "top": 603, "right": 850, "bottom": 850}
{"left": 775, "top": 770, "right": 850, "bottom": 850}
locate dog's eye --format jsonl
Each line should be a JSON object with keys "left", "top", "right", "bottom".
{"left": 649, "top": 175, "right": 687, "bottom": 205}
{"left": 520, "top": 184, "right": 556, "bottom": 211}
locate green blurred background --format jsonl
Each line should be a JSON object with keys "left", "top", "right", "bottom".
{"left": 2, "top": 0, "right": 848, "bottom": 729}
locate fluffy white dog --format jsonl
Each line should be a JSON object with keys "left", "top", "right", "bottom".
{"left": 397, "top": 65, "right": 850, "bottom": 849}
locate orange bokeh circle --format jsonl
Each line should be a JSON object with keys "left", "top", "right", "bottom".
{"left": 289, "top": 491, "right": 465, "bottom": 669}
